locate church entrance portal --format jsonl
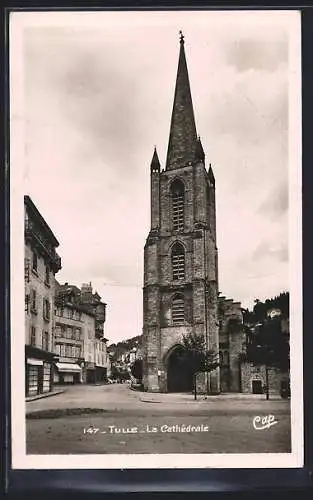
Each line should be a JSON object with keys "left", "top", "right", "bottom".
{"left": 167, "top": 345, "right": 193, "bottom": 393}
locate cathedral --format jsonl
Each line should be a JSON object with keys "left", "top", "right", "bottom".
{"left": 141, "top": 33, "right": 289, "bottom": 397}
{"left": 142, "top": 33, "right": 222, "bottom": 394}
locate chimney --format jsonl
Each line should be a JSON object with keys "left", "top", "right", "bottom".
{"left": 81, "top": 282, "right": 93, "bottom": 303}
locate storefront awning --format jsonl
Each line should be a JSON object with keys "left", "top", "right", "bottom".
{"left": 56, "top": 362, "right": 81, "bottom": 373}
{"left": 27, "top": 358, "right": 43, "bottom": 366}
{"left": 25, "top": 345, "right": 58, "bottom": 362}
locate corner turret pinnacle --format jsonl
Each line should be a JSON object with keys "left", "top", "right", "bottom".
{"left": 195, "top": 136, "right": 205, "bottom": 162}
{"left": 150, "top": 146, "right": 161, "bottom": 173}
{"left": 208, "top": 164, "right": 215, "bottom": 187}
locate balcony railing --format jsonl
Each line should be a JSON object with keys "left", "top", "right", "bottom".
{"left": 25, "top": 220, "right": 61, "bottom": 272}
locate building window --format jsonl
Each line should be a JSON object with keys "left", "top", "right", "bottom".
{"left": 30, "top": 289, "right": 37, "bottom": 313}
{"left": 43, "top": 299, "right": 51, "bottom": 321}
{"left": 172, "top": 294, "right": 185, "bottom": 324}
{"left": 32, "top": 251, "right": 38, "bottom": 273}
{"left": 171, "top": 242, "right": 185, "bottom": 281}
{"left": 25, "top": 258, "right": 30, "bottom": 282}
{"left": 25, "top": 293, "right": 30, "bottom": 314}
{"left": 171, "top": 179, "right": 184, "bottom": 231}
{"left": 55, "top": 326, "right": 61, "bottom": 337}
{"left": 223, "top": 351, "right": 229, "bottom": 366}
{"left": 42, "top": 331, "right": 49, "bottom": 351}
{"left": 30, "top": 326, "right": 36, "bottom": 346}
{"left": 219, "top": 341, "right": 229, "bottom": 349}
{"left": 45, "top": 264, "right": 50, "bottom": 285}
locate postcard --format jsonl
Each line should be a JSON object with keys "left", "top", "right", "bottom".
{"left": 9, "top": 9, "right": 302, "bottom": 469}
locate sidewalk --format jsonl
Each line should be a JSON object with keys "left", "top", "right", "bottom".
{"left": 139, "top": 392, "right": 283, "bottom": 404}
{"left": 26, "top": 389, "right": 65, "bottom": 402}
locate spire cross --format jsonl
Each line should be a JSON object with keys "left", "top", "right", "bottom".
{"left": 179, "top": 30, "right": 184, "bottom": 44}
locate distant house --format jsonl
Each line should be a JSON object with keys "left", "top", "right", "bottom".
{"left": 240, "top": 307, "right": 290, "bottom": 396}
{"left": 54, "top": 286, "right": 92, "bottom": 384}
{"left": 54, "top": 282, "right": 110, "bottom": 384}
{"left": 267, "top": 308, "right": 282, "bottom": 319}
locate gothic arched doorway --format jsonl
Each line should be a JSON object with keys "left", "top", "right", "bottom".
{"left": 167, "top": 345, "right": 193, "bottom": 393}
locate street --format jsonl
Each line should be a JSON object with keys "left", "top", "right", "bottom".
{"left": 26, "top": 384, "right": 291, "bottom": 454}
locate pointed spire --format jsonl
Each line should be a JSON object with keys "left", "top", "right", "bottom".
{"left": 150, "top": 146, "right": 161, "bottom": 173}
{"left": 166, "top": 32, "right": 198, "bottom": 170}
{"left": 195, "top": 136, "right": 205, "bottom": 162}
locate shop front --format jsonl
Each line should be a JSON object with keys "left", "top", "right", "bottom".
{"left": 54, "top": 362, "right": 82, "bottom": 384}
{"left": 86, "top": 361, "right": 96, "bottom": 384}
{"left": 95, "top": 366, "right": 108, "bottom": 384}
{"left": 25, "top": 345, "right": 57, "bottom": 397}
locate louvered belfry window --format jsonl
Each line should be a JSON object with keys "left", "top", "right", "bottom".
{"left": 171, "top": 179, "right": 184, "bottom": 231}
{"left": 171, "top": 242, "right": 185, "bottom": 281}
{"left": 172, "top": 294, "right": 185, "bottom": 324}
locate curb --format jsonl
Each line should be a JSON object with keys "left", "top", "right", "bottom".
{"left": 26, "top": 390, "right": 65, "bottom": 402}
{"left": 139, "top": 395, "right": 284, "bottom": 404}
{"left": 140, "top": 398, "right": 162, "bottom": 403}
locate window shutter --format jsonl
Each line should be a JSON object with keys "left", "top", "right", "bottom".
{"left": 172, "top": 295, "right": 185, "bottom": 324}
{"left": 24, "top": 258, "right": 30, "bottom": 282}
{"left": 171, "top": 180, "right": 185, "bottom": 231}
{"left": 25, "top": 294, "right": 30, "bottom": 313}
{"left": 171, "top": 243, "right": 185, "bottom": 281}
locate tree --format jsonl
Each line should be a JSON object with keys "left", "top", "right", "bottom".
{"left": 245, "top": 316, "right": 290, "bottom": 399}
{"left": 241, "top": 293, "right": 289, "bottom": 326}
{"left": 181, "top": 332, "right": 220, "bottom": 400}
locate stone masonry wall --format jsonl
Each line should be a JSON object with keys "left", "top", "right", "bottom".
{"left": 143, "top": 160, "right": 220, "bottom": 393}
{"left": 241, "top": 362, "right": 289, "bottom": 395}
{"left": 25, "top": 243, "right": 56, "bottom": 353}
{"left": 151, "top": 171, "right": 160, "bottom": 230}
{"left": 218, "top": 297, "right": 244, "bottom": 392}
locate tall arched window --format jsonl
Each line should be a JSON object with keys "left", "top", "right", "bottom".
{"left": 171, "top": 179, "right": 184, "bottom": 231}
{"left": 171, "top": 242, "right": 185, "bottom": 281}
{"left": 172, "top": 294, "right": 185, "bottom": 324}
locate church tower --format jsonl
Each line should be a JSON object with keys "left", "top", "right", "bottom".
{"left": 142, "top": 33, "right": 220, "bottom": 394}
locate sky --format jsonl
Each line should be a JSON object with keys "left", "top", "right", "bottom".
{"left": 15, "top": 10, "right": 299, "bottom": 343}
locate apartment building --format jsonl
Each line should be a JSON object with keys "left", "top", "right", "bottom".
{"left": 24, "top": 195, "right": 62, "bottom": 397}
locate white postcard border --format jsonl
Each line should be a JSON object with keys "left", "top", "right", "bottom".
{"left": 10, "top": 10, "right": 303, "bottom": 470}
